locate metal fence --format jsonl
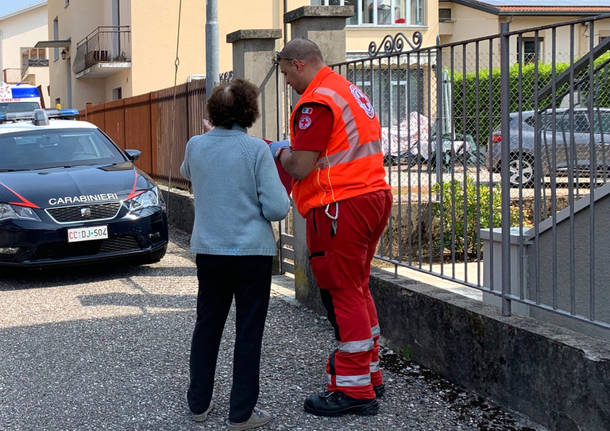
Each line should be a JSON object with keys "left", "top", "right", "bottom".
{"left": 326, "top": 15, "right": 610, "bottom": 332}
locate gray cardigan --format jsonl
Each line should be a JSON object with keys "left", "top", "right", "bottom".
{"left": 180, "top": 125, "right": 290, "bottom": 256}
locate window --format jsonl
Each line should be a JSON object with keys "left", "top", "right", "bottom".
{"left": 592, "top": 112, "right": 610, "bottom": 134}
{"left": 542, "top": 111, "right": 589, "bottom": 133}
{"left": 53, "top": 17, "right": 59, "bottom": 61}
{"left": 0, "top": 102, "right": 41, "bottom": 114}
{"left": 64, "top": 0, "right": 69, "bottom": 7}
{"left": 517, "top": 37, "right": 543, "bottom": 64}
{"left": 439, "top": 8, "right": 451, "bottom": 22}
{"left": 346, "top": 67, "right": 424, "bottom": 127}
{"left": 0, "top": 129, "right": 126, "bottom": 172}
{"left": 410, "top": 0, "right": 425, "bottom": 25}
{"left": 312, "top": 0, "right": 426, "bottom": 25}
{"left": 112, "top": 87, "right": 122, "bottom": 100}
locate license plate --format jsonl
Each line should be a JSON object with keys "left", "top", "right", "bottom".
{"left": 67, "top": 225, "right": 108, "bottom": 243}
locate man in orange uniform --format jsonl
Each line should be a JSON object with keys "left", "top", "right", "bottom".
{"left": 270, "top": 39, "right": 392, "bottom": 417}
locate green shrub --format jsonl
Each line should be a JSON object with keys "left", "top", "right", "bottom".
{"left": 451, "top": 52, "right": 610, "bottom": 142}
{"left": 431, "top": 177, "right": 522, "bottom": 258}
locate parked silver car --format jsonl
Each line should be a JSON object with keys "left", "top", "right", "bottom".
{"left": 489, "top": 107, "right": 610, "bottom": 187}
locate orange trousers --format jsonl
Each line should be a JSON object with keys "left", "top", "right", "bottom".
{"left": 306, "top": 189, "right": 392, "bottom": 399}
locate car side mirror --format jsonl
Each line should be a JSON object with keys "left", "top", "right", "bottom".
{"left": 125, "top": 149, "right": 141, "bottom": 161}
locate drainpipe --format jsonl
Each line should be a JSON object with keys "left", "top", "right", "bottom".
{"left": 118, "top": 0, "right": 121, "bottom": 55}
{"left": 205, "top": 0, "right": 219, "bottom": 100}
{"left": 283, "top": 0, "right": 288, "bottom": 45}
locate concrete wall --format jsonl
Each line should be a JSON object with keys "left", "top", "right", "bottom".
{"left": 129, "top": 0, "right": 204, "bottom": 98}
{"left": 371, "top": 268, "right": 610, "bottom": 431}
{"left": 527, "top": 185, "right": 610, "bottom": 340}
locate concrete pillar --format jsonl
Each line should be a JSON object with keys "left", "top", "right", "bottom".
{"left": 226, "top": 29, "right": 282, "bottom": 140}
{"left": 284, "top": 6, "right": 354, "bottom": 65}
{"left": 283, "top": 5, "right": 354, "bottom": 313}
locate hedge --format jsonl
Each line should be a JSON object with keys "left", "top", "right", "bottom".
{"left": 450, "top": 52, "right": 610, "bottom": 145}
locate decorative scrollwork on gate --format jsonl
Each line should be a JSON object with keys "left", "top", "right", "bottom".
{"left": 219, "top": 70, "right": 233, "bottom": 83}
{"left": 367, "top": 31, "right": 423, "bottom": 57}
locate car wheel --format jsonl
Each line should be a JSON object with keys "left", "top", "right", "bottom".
{"left": 509, "top": 153, "right": 535, "bottom": 187}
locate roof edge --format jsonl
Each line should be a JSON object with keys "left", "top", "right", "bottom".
{"left": 446, "top": 0, "right": 500, "bottom": 15}
{"left": 0, "top": 1, "right": 47, "bottom": 22}
{"left": 497, "top": 10, "right": 610, "bottom": 16}
{"left": 447, "top": 1, "right": 610, "bottom": 17}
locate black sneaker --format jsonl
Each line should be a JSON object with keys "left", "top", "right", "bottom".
{"left": 304, "top": 391, "right": 379, "bottom": 417}
{"left": 374, "top": 384, "right": 385, "bottom": 399}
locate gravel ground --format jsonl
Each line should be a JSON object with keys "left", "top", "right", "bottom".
{"left": 0, "top": 227, "right": 544, "bottom": 430}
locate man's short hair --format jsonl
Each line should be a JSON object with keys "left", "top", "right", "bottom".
{"left": 276, "top": 38, "right": 324, "bottom": 64}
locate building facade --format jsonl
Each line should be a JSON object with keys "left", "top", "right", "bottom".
{"left": 0, "top": 1, "right": 50, "bottom": 108}
{"left": 439, "top": 0, "right": 610, "bottom": 71}
{"left": 45, "top": 0, "right": 439, "bottom": 109}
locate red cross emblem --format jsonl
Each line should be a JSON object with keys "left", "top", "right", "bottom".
{"left": 298, "top": 115, "right": 312, "bottom": 130}
{"left": 349, "top": 84, "right": 375, "bottom": 119}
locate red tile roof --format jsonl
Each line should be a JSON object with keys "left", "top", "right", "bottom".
{"left": 497, "top": 6, "right": 610, "bottom": 12}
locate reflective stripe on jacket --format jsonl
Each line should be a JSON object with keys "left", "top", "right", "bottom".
{"left": 290, "top": 66, "right": 390, "bottom": 217}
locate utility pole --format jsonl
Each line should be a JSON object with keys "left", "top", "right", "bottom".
{"left": 205, "top": 0, "right": 219, "bottom": 100}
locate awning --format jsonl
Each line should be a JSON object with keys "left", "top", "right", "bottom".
{"left": 35, "top": 39, "right": 71, "bottom": 48}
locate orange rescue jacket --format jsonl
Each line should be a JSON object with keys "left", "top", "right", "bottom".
{"left": 290, "top": 66, "right": 390, "bottom": 216}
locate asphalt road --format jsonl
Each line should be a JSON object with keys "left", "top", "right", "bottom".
{"left": 0, "top": 228, "right": 544, "bottom": 430}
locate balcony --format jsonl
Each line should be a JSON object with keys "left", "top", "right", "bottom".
{"left": 73, "top": 26, "right": 131, "bottom": 79}
{"left": 3, "top": 68, "right": 22, "bottom": 84}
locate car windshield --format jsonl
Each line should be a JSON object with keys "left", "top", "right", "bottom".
{"left": 0, "top": 102, "right": 41, "bottom": 114}
{"left": 0, "top": 128, "right": 127, "bottom": 172}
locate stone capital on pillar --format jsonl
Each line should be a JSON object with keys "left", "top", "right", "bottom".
{"left": 283, "top": 5, "right": 354, "bottom": 65}
{"left": 226, "top": 28, "right": 282, "bottom": 140}
{"left": 226, "top": 29, "right": 282, "bottom": 45}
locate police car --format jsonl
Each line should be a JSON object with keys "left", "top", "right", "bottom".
{"left": 0, "top": 109, "right": 168, "bottom": 268}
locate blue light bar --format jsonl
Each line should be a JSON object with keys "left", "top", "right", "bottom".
{"left": 43, "top": 108, "right": 79, "bottom": 118}
{"left": 58, "top": 109, "right": 79, "bottom": 117}
{"left": 10, "top": 87, "right": 41, "bottom": 99}
{"left": 0, "top": 108, "right": 80, "bottom": 123}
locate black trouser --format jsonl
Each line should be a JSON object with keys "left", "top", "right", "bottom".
{"left": 187, "top": 254, "right": 272, "bottom": 423}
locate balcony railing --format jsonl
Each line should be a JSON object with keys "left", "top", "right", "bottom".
{"left": 3, "top": 68, "right": 22, "bottom": 84}
{"left": 73, "top": 26, "right": 131, "bottom": 75}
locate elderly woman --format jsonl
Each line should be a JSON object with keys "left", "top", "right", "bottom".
{"left": 180, "top": 78, "right": 290, "bottom": 430}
